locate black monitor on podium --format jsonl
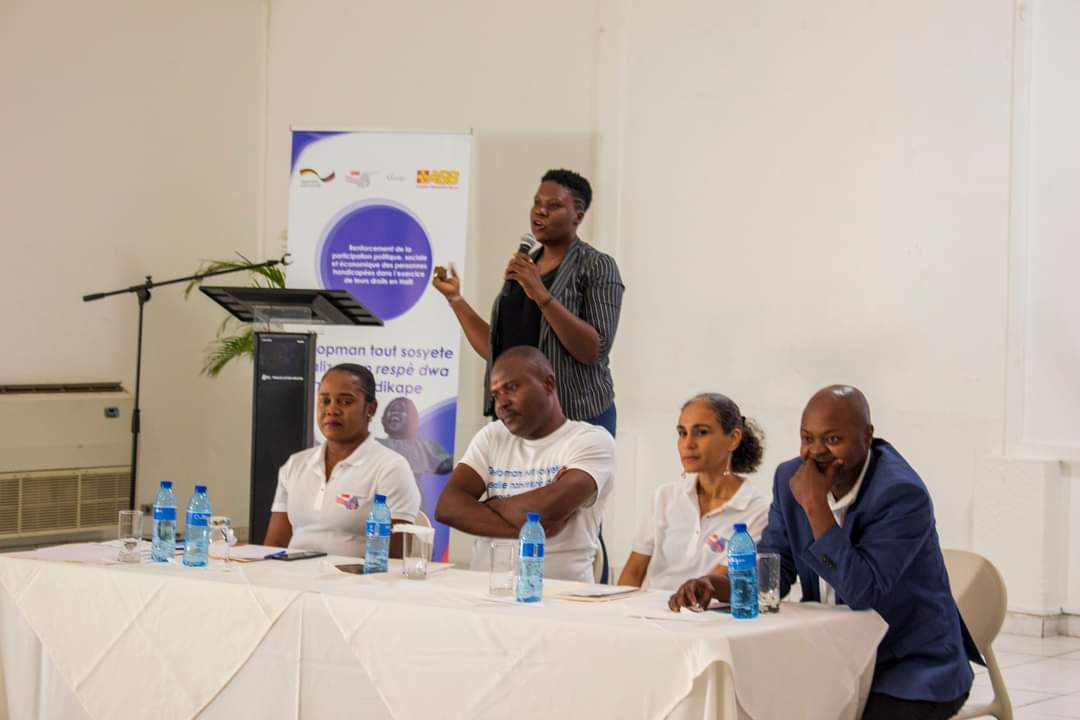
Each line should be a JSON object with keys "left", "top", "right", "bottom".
{"left": 200, "top": 287, "right": 382, "bottom": 544}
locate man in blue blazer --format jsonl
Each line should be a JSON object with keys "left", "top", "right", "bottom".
{"left": 670, "top": 385, "right": 980, "bottom": 720}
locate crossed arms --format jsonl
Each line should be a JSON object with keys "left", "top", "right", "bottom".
{"left": 434, "top": 463, "right": 598, "bottom": 538}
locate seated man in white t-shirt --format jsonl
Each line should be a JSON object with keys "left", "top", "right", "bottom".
{"left": 435, "top": 346, "right": 615, "bottom": 583}
{"left": 264, "top": 363, "right": 420, "bottom": 557}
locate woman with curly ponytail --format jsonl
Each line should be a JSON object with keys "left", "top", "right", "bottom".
{"left": 618, "top": 393, "right": 769, "bottom": 590}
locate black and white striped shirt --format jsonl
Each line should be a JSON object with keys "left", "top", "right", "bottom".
{"left": 484, "top": 238, "right": 625, "bottom": 421}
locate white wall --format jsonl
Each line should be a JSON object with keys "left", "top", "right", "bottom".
{"left": 599, "top": 0, "right": 1076, "bottom": 615}
{"left": 604, "top": 0, "right": 1012, "bottom": 541}
{"left": 0, "top": 0, "right": 266, "bottom": 521}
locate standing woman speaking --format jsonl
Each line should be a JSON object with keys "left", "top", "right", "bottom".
{"left": 432, "top": 169, "right": 624, "bottom": 435}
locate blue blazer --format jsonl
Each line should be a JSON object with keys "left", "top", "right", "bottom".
{"left": 759, "top": 438, "right": 980, "bottom": 702}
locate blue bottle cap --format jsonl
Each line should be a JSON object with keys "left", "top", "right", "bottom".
{"left": 526, "top": 512, "right": 541, "bottom": 522}
{"left": 374, "top": 493, "right": 387, "bottom": 503}
{"left": 195, "top": 485, "right": 207, "bottom": 493}
{"left": 160, "top": 480, "right": 173, "bottom": 489}
{"left": 733, "top": 522, "right": 747, "bottom": 532}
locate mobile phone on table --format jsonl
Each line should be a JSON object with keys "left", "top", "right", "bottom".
{"left": 335, "top": 563, "right": 364, "bottom": 575}
{"left": 268, "top": 550, "right": 327, "bottom": 561}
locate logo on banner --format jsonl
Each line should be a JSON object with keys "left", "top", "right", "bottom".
{"left": 298, "top": 168, "right": 336, "bottom": 186}
{"left": 346, "top": 170, "right": 377, "bottom": 188}
{"left": 416, "top": 169, "right": 459, "bottom": 188}
{"left": 335, "top": 493, "right": 361, "bottom": 510}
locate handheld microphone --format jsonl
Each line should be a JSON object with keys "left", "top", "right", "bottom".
{"left": 500, "top": 233, "right": 537, "bottom": 297}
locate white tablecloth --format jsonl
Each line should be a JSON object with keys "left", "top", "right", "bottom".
{"left": 0, "top": 548, "right": 885, "bottom": 720}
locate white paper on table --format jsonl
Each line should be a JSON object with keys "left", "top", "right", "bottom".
{"left": 547, "top": 584, "right": 639, "bottom": 601}
{"left": 629, "top": 607, "right": 729, "bottom": 622}
{"left": 620, "top": 592, "right": 731, "bottom": 622}
{"left": 470, "top": 592, "right": 545, "bottom": 607}
{"left": 215, "top": 544, "right": 287, "bottom": 561}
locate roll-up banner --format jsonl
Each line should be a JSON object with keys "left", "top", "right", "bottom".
{"left": 287, "top": 129, "right": 471, "bottom": 561}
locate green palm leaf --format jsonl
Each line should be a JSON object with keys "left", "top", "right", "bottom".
{"left": 185, "top": 252, "right": 287, "bottom": 376}
{"left": 184, "top": 253, "right": 286, "bottom": 298}
{"left": 202, "top": 328, "right": 256, "bottom": 377}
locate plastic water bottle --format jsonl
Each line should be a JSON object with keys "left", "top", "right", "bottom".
{"left": 728, "top": 522, "right": 759, "bottom": 619}
{"left": 151, "top": 480, "right": 177, "bottom": 563}
{"left": 182, "top": 485, "right": 212, "bottom": 567}
{"left": 363, "top": 494, "right": 391, "bottom": 574}
{"left": 516, "top": 512, "right": 545, "bottom": 603}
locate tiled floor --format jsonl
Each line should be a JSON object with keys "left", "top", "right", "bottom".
{"left": 966, "top": 633, "right": 1080, "bottom": 718}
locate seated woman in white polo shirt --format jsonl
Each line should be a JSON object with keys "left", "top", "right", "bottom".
{"left": 618, "top": 393, "right": 768, "bottom": 591}
{"left": 263, "top": 364, "right": 421, "bottom": 557}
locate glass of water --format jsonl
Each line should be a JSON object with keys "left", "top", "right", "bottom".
{"left": 208, "top": 516, "right": 235, "bottom": 565}
{"left": 758, "top": 552, "right": 781, "bottom": 613}
{"left": 489, "top": 540, "right": 517, "bottom": 597}
{"left": 400, "top": 525, "right": 434, "bottom": 580}
{"left": 117, "top": 510, "right": 143, "bottom": 563}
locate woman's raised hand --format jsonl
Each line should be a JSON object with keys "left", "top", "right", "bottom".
{"left": 432, "top": 262, "right": 462, "bottom": 301}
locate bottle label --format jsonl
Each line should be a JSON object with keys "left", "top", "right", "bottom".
{"left": 153, "top": 506, "right": 176, "bottom": 521}
{"left": 728, "top": 551, "right": 755, "bottom": 572}
{"left": 520, "top": 542, "right": 544, "bottom": 558}
{"left": 366, "top": 521, "right": 391, "bottom": 538}
{"left": 187, "top": 511, "right": 210, "bottom": 527}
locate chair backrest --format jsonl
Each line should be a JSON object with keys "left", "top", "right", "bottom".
{"left": 942, "top": 549, "right": 1008, "bottom": 652}
{"left": 415, "top": 510, "right": 432, "bottom": 529}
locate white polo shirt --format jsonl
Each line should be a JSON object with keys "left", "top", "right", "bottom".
{"left": 632, "top": 475, "right": 769, "bottom": 591}
{"left": 271, "top": 436, "right": 420, "bottom": 557}
{"left": 459, "top": 419, "right": 616, "bottom": 583}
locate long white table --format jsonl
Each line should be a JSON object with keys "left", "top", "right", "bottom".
{"left": 0, "top": 546, "right": 885, "bottom": 720}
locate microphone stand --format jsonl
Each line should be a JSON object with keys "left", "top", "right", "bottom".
{"left": 82, "top": 255, "right": 291, "bottom": 510}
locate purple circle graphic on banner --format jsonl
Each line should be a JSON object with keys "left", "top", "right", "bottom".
{"left": 318, "top": 202, "right": 432, "bottom": 322}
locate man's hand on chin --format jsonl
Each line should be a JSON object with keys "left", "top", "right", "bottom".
{"left": 789, "top": 452, "right": 841, "bottom": 540}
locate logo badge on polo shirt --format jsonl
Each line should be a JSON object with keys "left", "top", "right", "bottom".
{"left": 335, "top": 493, "right": 361, "bottom": 510}
{"left": 705, "top": 532, "right": 727, "bottom": 553}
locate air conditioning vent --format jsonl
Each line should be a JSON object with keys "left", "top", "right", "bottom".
{"left": 0, "top": 480, "right": 17, "bottom": 535}
{"left": 80, "top": 469, "right": 130, "bottom": 527}
{"left": 0, "top": 468, "right": 129, "bottom": 539}
{"left": 0, "top": 389, "right": 133, "bottom": 544}
{"left": 21, "top": 474, "right": 79, "bottom": 532}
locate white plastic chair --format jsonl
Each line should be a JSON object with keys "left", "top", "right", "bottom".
{"left": 414, "top": 510, "right": 432, "bottom": 529}
{"left": 944, "top": 549, "right": 1012, "bottom": 720}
